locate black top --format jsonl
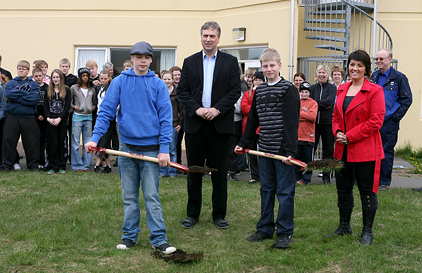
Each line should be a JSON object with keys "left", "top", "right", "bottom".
{"left": 343, "top": 96, "right": 354, "bottom": 115}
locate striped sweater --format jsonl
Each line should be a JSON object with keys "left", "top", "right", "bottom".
{"left": 239, "top": 78, "right": 300, "bottom": 156}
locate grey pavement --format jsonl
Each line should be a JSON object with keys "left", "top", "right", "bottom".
{"left": 14, "top": 142, "right": 422, "bottom": 189}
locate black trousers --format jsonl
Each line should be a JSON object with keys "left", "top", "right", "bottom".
{"left": 48, "top": 120, "right": 68, "bottom": 172}
{"left": 228, "top": 120, "right": 242, "bottom": 172}
{"left": 2, "top": 114, "right": 40, "bottom": 169}
{"left": 315, "top": 123, "right": 334, "bottom": 181}
{"left": 185, "top": 121, "right": 230, "bottom": 221}
{"left": 336, "top": 151, "right": 378, "bottom": 211}
{"left": 98, "top": 120, "right": 117, "bottom": 159}
{"left": 37, "top": 118, "right": 48, "bottom": 165}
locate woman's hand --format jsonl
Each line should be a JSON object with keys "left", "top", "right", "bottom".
{"left": 336, "top": 132, "right": 349, "bottom": 145}
{"left": 176, "top": 125, "right": 181, "bottom": 132}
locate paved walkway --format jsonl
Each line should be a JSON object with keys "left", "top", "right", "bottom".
{"left": 15, "top": 143, "right": 421, "bottom": 189}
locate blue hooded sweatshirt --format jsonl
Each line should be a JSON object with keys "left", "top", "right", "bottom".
{"left": 91, "top": 68, "right": 172, "bottom": 153}
{"left": 5, "top": 76, "right": 40, "bottom": 117}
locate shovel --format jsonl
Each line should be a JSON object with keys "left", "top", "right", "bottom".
{"left": 90, "top": 147, "right": 218, "bottom": 173}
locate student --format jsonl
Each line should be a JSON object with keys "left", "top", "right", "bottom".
{"left": 59, "top": 58, "right": 78, "bottom": 88}
{"left": 93, "top": 69, "right": 114, "bottom": 174}
{"left": 241, "top": 71, "right": 265, "bottom": 184}
{"left": 70, "top": 67, "right": 96, "bottom": 172}
{"left": 33, "top": 67, "right": 49, "bottom": 169}
{"left": 295, "top": 82, "right": 318, "bottom": 185}
{"left": 86, "top": 60, "right": 100, "bottom": 87}
{"left": 103, "top": 62, "right": 118, "bottom": 79}
{"left": 34, "top": 60, "right": 50, "bottom": 85}
{"left": 0, "top": 76, "right": 5, "bottom": 164}
{"left": 236, "top": 48, "right": 300, "bottom": 249}
{"left": 159, "top": 71, "right": 182, "bottom": 178}
{"left": 1, "top": 60, "right": 41, "bottom": 172}
{"left": 44, "top": 69, "right": 71, "bottom": 174}
{"left": 122, "top": 60, "right": 133, "bottom": 71}
{"left": 59, "top": 58, "right": 78, "bottom": 163}
{"left": 84, "top": 41, "right": 177, "bottom": 254}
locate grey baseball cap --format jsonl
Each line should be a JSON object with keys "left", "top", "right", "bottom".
{"left": 130, "top": 42, "right": 154, "bottom": 57}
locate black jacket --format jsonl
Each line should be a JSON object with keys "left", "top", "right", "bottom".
{"left": 310, "top": 81, "right": 337, "bottom": 124}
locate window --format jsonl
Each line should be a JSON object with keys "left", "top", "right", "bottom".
{"left": 221, "top": 46, "right": 267, "bottom": 73}
{"left": 74, "top": 47, "right": 176, "bottom": 75}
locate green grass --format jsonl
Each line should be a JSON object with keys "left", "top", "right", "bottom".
{"left": 1, "top": 171, "right": 422, "bottom": 272}
{"left": 395, "top": 142, "right": 422, "bottom": 174}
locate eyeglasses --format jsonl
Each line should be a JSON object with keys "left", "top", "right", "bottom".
{"left": 375, "top": 57, "right": 389, "bottom": 61}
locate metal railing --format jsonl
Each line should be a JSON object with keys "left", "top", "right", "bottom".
{"left": 304, "top": 0, "right": 393, "bottom": 56}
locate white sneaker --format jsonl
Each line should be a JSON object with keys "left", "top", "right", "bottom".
{"left": 14, "top": 163, "right": 21, "bottom": 171}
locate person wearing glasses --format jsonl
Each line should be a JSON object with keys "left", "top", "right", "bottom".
{"left": 371, "top": 49, "right": 412, "bottom": 191}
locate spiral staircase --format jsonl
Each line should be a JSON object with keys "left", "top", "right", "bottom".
{"left": 298, "top": 0, "right": 395, "bottom": 82}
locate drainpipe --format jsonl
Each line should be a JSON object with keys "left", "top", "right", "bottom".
{"left": 372, "top": 0, "right": 378, "bottom": 58}
{"left": 289, "top": 0, "right": 295, "bottom": 82}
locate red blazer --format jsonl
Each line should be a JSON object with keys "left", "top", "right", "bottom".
{"left": 332, "top": 79, "right": 385, "bottom": 192}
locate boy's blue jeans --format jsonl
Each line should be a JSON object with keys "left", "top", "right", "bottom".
{"left": 119, "top": 142, "right": 169, "bottom": 247}
{"left": 257, "top": 156, "right": 296, "bottom": 236}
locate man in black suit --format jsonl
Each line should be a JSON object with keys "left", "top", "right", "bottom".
{"left": 177, "top": 21, "right": 241, "bottom": 229}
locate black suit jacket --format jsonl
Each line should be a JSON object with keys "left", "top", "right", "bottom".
{"left": 177, "top": 50, "right": 241, "bottom": 134}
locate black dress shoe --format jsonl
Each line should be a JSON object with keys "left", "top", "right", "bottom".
{"left": 248, "top": 230, "right": 272, "bottom": 242}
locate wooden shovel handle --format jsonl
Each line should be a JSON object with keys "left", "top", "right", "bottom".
{"left": 90, "top": 147, "right": 189, "bottom": 172}
{"left": 236, "top": 149, "right": 307, "bottom": 168}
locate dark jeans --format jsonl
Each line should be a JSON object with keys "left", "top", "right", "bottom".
{"left": 2, "top": 114, "right": 40, "bottom": 170}
{"left": 315, "top": 123, "right": 334, "bottom": 181}
{"left": 257, "top": 157, "right": 296, "bottom": 236}
{"left": 48, "top": 120, "right": 68, "bottom": 172}
{"left": 185, "top": 121, "right": 229, "bottom": 221}
{"left": 336, "top": 151, "right": 378, "bottom": 211}
{"left": 295, "top": 144, "right": 314, "bottom": 184}
{"left": 379, "top": 118, "right": 399, "bottom": 186}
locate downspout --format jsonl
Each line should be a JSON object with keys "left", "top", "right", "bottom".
{"left": 289, "top": 0, "right": 295, "bottom": 82}
{"left": 372, "top": 0, "right": 378, "bottom": 58}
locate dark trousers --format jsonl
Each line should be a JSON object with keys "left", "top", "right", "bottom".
{"left": 315, "top": 123, "right": 334, "bottom": 181}
{"left": 37, "top": 118, "right": 48, "bottom": 165}
{"left": 379, "top": 118, "right": 399, "bottom": 186}
{"left": 185, "top": 121, "right": 230, "bottom": 221}
{"left": 48, "top": 120, "right": 68, "bottom": 172}
{"left": 295, "top": 144, "right": 314, "bottom": 184}
{"left": 228, "top": 120, "right": 242, "bottom": 172}
{"left": 336, "top": 151, "right": 378, "bottom": 211}
{"left": 248, "top": 134, "right": 260, "bottom": 181}
{"left": 177, "top": 125, "right": 184, "bottom": 164}
{"left": 98, "top": 120, "right": 117, "bottom": 159}
{"left": 67, "top": 113, "right": 73, "bottom": 162}
{"left": 2, "top": 114, "right": 40, "bottom": 169}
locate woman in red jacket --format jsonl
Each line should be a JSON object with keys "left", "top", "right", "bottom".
{"left": 241, "top": 71, "right": 264, "bottom": 184}
{"left": 328, "top": 50, "right": 385, "bottom": 246}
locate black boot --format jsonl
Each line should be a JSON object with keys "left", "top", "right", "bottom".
{"left": 326, "top": 209, "right": 353, "bottom": 237}
{"left": 360, "top": 209, "right": 376, "bottom": 246}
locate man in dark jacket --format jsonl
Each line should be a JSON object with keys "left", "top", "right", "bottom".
{"left": 371, "top": 49, "right": 412, "bottom": 191}
{"left": 177, "top": 21, "right": 241, "bottom": 230}
{"left": 0, "top": 55, "right": 13, "bottom": 80}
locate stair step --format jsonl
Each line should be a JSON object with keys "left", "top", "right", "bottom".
{"left": 306, "top": 36, "right": 346, "bottom": 43}
{"left": 305, "top": 19, "right": 346, "bottom": 24}
{"left": 309, "top": 10, "right": 346, "bottom": 15}
{"left": 314, "top": 44, "right": 348, "bottom": 52}
{"left": 304, "top": 27, "right": 346, "bottom": 33}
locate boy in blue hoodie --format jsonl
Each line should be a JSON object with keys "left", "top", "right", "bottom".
{"left": 1, "top": 60, "right": 40, "bottom": 172}
{"left": 84, "top": 42, "right": 176, "bottom": 254}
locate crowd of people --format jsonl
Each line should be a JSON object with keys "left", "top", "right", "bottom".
{"left": 0, "top": 20, "right": 414, "bottom": 253}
